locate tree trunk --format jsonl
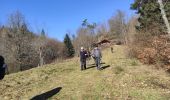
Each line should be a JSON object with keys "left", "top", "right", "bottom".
{"left": 39, "top": 47, "right": 44, "bottom": 66}
{"left": 158, "top": 0, "right": 170, "bottom": 35}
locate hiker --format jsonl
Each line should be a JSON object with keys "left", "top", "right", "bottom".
{"left": 111, "top": 47, "right": 113, "bottom": 53}
{"left": 0, "top": 55, "right": 7, "bottom": 80}
{"left": 80, "top": 47, "right": 87, "bottom": 70}
{"left": 91, "top": 45, "right": 102, "bottom": 70}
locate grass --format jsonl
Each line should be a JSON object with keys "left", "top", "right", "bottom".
{"left": 0, "top": 45, "right": 170, "bottom": 100}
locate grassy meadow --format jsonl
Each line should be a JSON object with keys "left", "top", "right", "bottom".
{"left": 0, "top": 45, "right": 170, "bottom": 100}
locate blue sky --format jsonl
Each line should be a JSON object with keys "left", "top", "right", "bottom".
{"left": 0, "top": 0, "right": 135, "bottom": 41}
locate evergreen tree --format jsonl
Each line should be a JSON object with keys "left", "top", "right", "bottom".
{"left": 64, "top": 34, "right": 75, "bottom": 57}
{"left": 131, "top": 0, "right": 170, "bottom": 35}
{"left": 82, "top": 19, "right": 96, "bottom": 35}
{"left": 20, "top": 23, "right": 28, "bottom": 34}
{"left": 41, "top": 29, "right": 46, "bottom": 37}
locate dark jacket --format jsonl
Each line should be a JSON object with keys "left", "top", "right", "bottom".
{"left": 80, "top": 50, "right": 87, "bottom": 61}
{"left": 0, "top": 56, "right": 4, "bottom": 67}
{"left": 0, "top": 55, "right": 5, "bottom": 80}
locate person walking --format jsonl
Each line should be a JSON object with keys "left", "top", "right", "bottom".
{"left": 111, "top": 47, "right": 113, "bottom": 53}
{"left": 80, "top": 47, "right": 87, "bottom": 70}
{"left": 91, "top": 45, "right": 102, "bottom": 70}
{"left": 0, "top": 55, "right": 7, "bottom": 80}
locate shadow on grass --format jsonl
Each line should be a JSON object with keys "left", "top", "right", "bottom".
{"left": 89, "top": 62, "right": 105, "bottom": 66}
{"left": 86, "top": 63, "right": 110, "bottom": 70}
{"left": 86, "top": 66, "right": 95, "bottom": 69}
{"left": 101, "top": 65, "right": 110, "bottom": 70}
{"left": 31, "top": 87, "right": 62, "bottom": 100}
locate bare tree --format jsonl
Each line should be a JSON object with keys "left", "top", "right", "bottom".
{"left": 108, "top": 10, "right": 127, "bottom": 43}
{"left": 2, "top": 11, "right": 39, "bottom": 72}
{"left": 126, "top": 16, "right": 138, "bottom": 43}
{"left": 8, "top": 11, "right": 25, "bottom": 30}
{"left": 158, "top": 0, "right": 170, "bottom": 35}
{"left": 32, "top": 35, "right": 47, "bottom": 66}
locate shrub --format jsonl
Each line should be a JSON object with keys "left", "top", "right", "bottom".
{"left": 128, "top": 34, "right": 170, "bottom": 71}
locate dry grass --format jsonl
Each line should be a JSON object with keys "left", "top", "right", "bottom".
{"left": 0, "top": 45, "right": 170, "bottom": 100}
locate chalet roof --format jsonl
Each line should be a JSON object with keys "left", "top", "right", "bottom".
{"left": 96, "top": 39, "right": 110, "bottom": 45}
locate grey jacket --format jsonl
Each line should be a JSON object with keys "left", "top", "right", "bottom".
{"left": 92, "top": 48, "right": 102, "bottom": 58}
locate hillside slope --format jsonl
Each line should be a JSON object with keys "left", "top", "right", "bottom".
{"left": 0, "top": 45, "right": 170, "bottom": 100}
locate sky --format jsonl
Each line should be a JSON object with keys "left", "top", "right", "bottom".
{"left": 0, "top": 0, "right": 135, "bottom": 41}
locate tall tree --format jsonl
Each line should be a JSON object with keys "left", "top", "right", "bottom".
{"left": 82, "top": 19, "right": 96, "bottom": 35}
{"left": 64, "top": 34, "right": 75, "bottom": 57}
{"left": 20, "top": 23, "right": 28, "bottom": 34}
{"left": 8, "top": 11, "right": 25, "bottom": 32}
{"left": 158, "top": 0, "right": 170, "bottom": 35}
{"left": 131, "top": 0, "right": 170, "bottom": 35}
{"left": 108, "top": 10, "right": 127, "bottom": 43}
{"left": 41, "top": 29, "right": 46, "bottom": 37}
{"left": 5, "top": 11, "right": 39, "bottom": 72}
{"left": 80, "top": 19, "right": 97, "bottom": 50}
